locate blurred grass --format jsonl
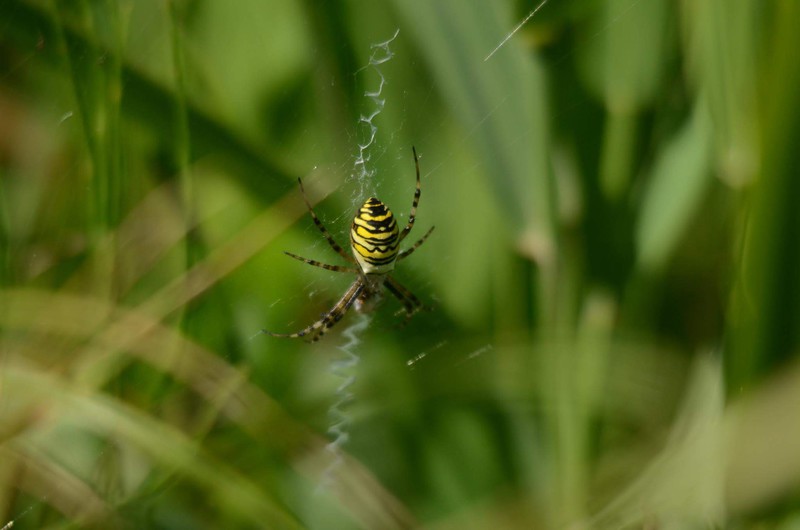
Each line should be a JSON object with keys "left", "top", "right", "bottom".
{"left": 1, "top": 0, "right": 800, "bottom": 528}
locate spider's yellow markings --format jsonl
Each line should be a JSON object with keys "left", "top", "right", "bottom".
{"left": 353, "top": 225, "right": 396, "bottom": 240}
{"left": 350, "top": 198, "right": 400, "bottom": 274}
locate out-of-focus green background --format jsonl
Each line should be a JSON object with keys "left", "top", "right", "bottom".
{"left": 2, "top": 0, "right": 800, "bottom": 528}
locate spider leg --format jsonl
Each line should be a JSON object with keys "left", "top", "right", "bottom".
{"left": 284, "top": 251, "right": 359, "bottom": 273}
{"left": 397, "top": 146, "right": 422, "bottom": 243}
{"left": 261, "top": 281, "right": 364, "bottom": 342}
{"left": 297, "top": 178, "right": 356, "bottom": 263}
{"left": 397, "top": 225, "right": 435, "bottom": 261}
{"left": 384, "top": 275, "right": 424, "bottom": 320}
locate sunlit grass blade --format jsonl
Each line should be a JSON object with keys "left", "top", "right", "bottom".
{"left": 635, "top": 101, "right": 713, "bottom": 272}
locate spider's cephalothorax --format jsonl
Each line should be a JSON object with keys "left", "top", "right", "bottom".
{"left": 262, "top": 147, "right": 434, "bottom": 343}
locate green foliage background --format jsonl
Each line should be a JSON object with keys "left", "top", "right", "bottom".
{"left": 1, "top": 0, "right": 800, "bottom": 528}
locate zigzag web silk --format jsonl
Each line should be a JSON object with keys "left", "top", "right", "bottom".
{"left": 351, "top": 28, "right": 400, "bottom": 197}
{"left": 318, "top": 29, "right": 400, "bottom": 493}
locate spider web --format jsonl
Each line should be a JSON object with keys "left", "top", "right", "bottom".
{"left": 318, "top": 312, "right": 371, "bottom": 493}
{"left": 351, "top": 29, "right": 401, "bottom": 197}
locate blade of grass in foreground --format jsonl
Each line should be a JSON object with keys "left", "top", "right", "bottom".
{"left": 727, "top": 1, "right": 800, "bottom": 392}
{"left": 4, "top": 364, "right": 304, "bottom": 529}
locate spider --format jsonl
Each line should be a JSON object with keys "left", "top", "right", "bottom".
{"left": 262, "top": 146, "right": 434, "bottom": 343}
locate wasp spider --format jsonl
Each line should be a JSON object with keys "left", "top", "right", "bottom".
{"left": 263, "top": 146, "right": 434, "bottom": 343}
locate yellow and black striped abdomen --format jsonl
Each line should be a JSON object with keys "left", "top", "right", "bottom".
{"left": 350, "top": 197, "right": 400, "bottom": 274}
